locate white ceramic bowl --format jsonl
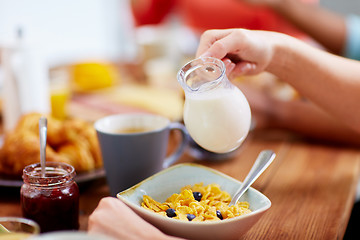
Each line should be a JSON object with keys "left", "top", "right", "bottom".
{"left": 117, "top": 163, "right": 271, "bottom": 240}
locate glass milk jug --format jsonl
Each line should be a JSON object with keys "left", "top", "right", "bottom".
{"left": 177, "top": 57, "right": 251, "bottom": 153}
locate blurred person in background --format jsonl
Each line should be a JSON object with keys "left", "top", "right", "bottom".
{"left": 130, "top": 0, "right": 317, "bottom": 38}
{"left": 129, "top": 0, "right": 318, "bottom": 88}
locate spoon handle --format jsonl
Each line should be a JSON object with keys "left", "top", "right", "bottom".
{"left": 229, "top": 150, "right": 276, "bottom": 206}
{"left": 39, "top": 116, "right": 47, "bottom": 177}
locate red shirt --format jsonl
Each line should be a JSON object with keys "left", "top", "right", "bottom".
{"left": 131, "top": 0, "right": 318, "bottom": 38}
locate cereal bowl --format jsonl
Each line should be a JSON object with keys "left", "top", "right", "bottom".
{"left": 117, "top": 163, "right": 271, "bottom": 240}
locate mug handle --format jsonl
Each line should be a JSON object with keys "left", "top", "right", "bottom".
{"left": 162, "top": 122, "right": 189, "bottom": 168}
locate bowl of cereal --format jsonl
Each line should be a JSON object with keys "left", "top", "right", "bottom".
{"left": 117, "top": 163, "right": 271, "bottom": 240}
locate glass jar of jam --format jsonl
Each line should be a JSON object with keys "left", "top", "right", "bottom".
{"left": 20, "top": 162, "right": 79, "bottom": 233}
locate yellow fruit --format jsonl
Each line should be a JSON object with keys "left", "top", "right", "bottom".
{"left": 71, "top": 62, "right": 119, "bottom": 91}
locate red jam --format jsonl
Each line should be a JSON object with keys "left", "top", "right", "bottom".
{"left": 20, "top": 162, "right": 79, "bottom": 233}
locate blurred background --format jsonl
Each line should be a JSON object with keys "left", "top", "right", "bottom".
{"left": 0, "top": 0, "right": 358, "bottom": 130}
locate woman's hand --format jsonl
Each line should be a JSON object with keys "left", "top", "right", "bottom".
{"left": 196, "top": 29, "right": 280, "bottom": 76}
{"left": 88, "top": 197, "right": 183, "bottom": 240}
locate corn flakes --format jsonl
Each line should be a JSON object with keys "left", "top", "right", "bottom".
{"left": 141, "top": 183, "right": 251, "bottom": 222}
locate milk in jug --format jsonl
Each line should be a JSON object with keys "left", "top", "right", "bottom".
{"left": 177, "top": 57, "right": 251, "bottom": 153}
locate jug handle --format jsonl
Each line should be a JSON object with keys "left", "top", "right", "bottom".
{"left": 162, "top": 122, "right": 189, "bottom": 168}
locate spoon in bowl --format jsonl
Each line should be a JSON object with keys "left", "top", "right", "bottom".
{"left": 229, "top": 150, "right": 276, "bottom": 206}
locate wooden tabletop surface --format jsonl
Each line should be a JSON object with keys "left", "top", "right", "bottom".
{"left": 1, "top": 95, "right": 360, "bottom": 239}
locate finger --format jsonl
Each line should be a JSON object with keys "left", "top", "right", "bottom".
{"left": 223, "top": 58, "right": 236, "bottom": 74}
{"left": 196, "top": 29, "right": 234, "bottom": 58}
{"left": 198, "top": 29, "right": 249, "bottom": 61}
{"left": 231, "top": 62, "right": 258, "bottom": 76}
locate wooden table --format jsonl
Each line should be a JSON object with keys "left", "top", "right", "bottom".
{"left": 1, "top": 97, "right": 360, "bottom": 239}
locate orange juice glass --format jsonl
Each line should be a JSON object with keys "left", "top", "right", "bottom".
{"left": 49, "top": 68, "right": 71, "bottom": 120}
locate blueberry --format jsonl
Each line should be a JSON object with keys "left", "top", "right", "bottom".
{"left": 193, "top": 192, "right": 202, "bottom": 201}
{"left": 187, "top": 214, "right": 196, "bottom": 221}
{"left": 216, "top": 210, "right": 223, "bottom": 220}
{"left": 166, "top": 208, "right": 177, "bottom": 218}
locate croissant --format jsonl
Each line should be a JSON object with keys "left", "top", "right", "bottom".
{"left": 0, "top": 112, "right": 103, "bottom": 176}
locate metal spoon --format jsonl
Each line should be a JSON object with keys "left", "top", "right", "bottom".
{"left": 39, "top": 116, "right": 47, "bottom": 177}
{"left": 229, "top": 150, "right": 276, "bottom": 206}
